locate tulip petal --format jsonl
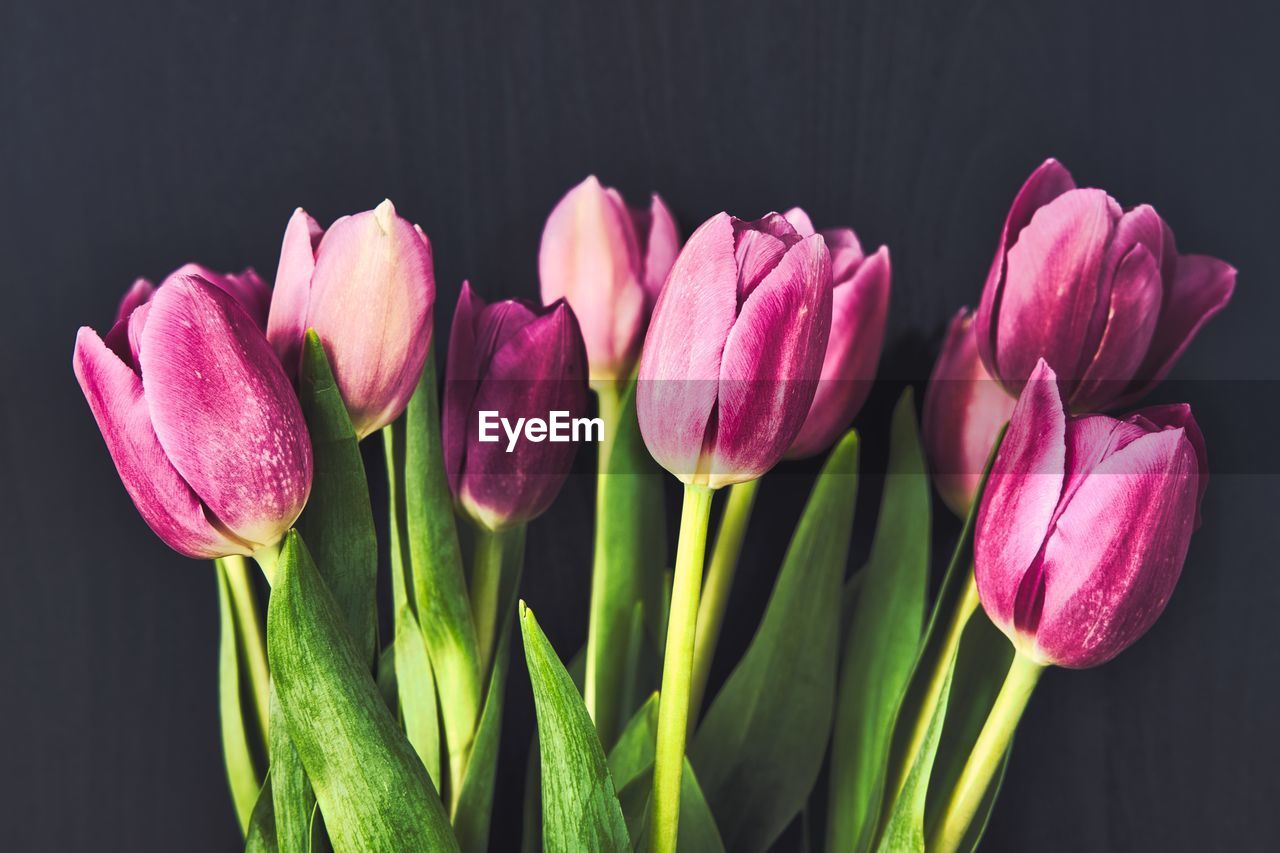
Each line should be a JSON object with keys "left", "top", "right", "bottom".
{"left": 168, "top": 263, "right": 272, "bottom": 331}
{"left": 637, "top": 213, "right": 740, "bottom": 482}
{"left": 787, "top": 246, "right": 890, "bottom": 459}
{"left": 993, "top": 189, "right": 1121, "bottom": 389}
{"left": 821, "top": 227, "right": 866, "bottom": 284}
{"left": 975, "top": 360, "right": 1067, "bottom": 636}
{"left": 141, "top": 276, "right": 312, "bottom": 550}
{"left": 443, "top": 283, "right": 486, "bottom": 497}
{"left": 73, "top": 327, "right": 246, "bottom": 558}
{"left": 267, "top": 207, "right": 324, "bottom": 377}
{"left": 975, "top": 158, "right": 1077, "bottom": 371}
{"left": 460, "top": 302, "right": 588, "bottom": 527}
{"left": 305, "top": 201, "right": 435, "bottom": 437}
{"left": 1071, "top": 244, "right": 1162, "bottom": 410}
{"left": 639, "top": 192, "right": 680, "bottom": 300}
{"left": 1123, "top": 253, "right": 1236, "bottom": 401}
{"left": 115, "top": 278, "right": 156, "bottom": 324}
{"left": 1127, "top": 403, "right": 1208, "bottom": 525}
{"left": 1032, "top": 427, "right": 1198, "bottom": 667}
{"left": 732, "top": 226, "right": 790, "bottom": 299}
{"left": 711, "top": 234, "right": 831, "bottom": 486}
{"left": 782, "top": 207, "right": 815, "bottom": 237}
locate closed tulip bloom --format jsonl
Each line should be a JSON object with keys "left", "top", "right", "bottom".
{"left": 975, "top": 359, "right": 1207, "bottom": 668}
{"left": 923, "top": 309, "right": 1018, "bottom": 515}
{"left": 267, "top": 200, "right": 435, "bottom": 438}
{"left": 637, "top": 212, "right": 832, "bottom": 489}
{"left": 74, "top": 275, "right": 313, "bottom": 558}
{"left": 539, "top": 176, "right": 680, "bottom": 383}
{"left": 975, "top": 158, "right": 1235, "bottom": 411}
{"left": 114, "top": 264, "right": 272, "bottom": 330}
{"left": 781, "top": 207, "right": 891, "bottom": 459}
{"left": 443, "top": 283, "right": 589, "bottom": 530}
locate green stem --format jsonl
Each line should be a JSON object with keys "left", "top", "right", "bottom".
{"left": 470, "top": 524, "right": 524, "bottom": 680}
{"left": 687, "top": 477, "right": 760, "bottom": 730}
{"left": 584, "top": 379, "right": 624, "bottom": 731}
{"left": 930, "top": 651, "right": 1043, "bottom": 853}
{"left": 650, "top": 483, "right": 715, "bottom": 853}
{"left": 222, "top": 554, "right": 271, "bottom": 742}
{"left": 251, "top": 540, "right": 283, "bottom": 587}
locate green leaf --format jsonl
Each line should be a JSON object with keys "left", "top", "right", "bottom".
{"left": 585, "top": 377, "right": 669, "bottom": 748}
{"left": 690, "top": 430, "right": 860, "bottom": 853}
{"left": 216, "top": 559, "right": 263, "bottom": 835}
{"left": 394, "top": 604, "right": 441, "bottom": 790}
{"left": 616, "top": 760, "right": 725, "bottom": 853}
{"left": 296, "top": 331, "right": 378, "bottom": 663}
{"left": 520, "top": 602, "right": 630, "bottom": 853}
{"left": 521, "top": 650, "right": 587, "bottom": 853}
{"left": 607, "top": 694, "right": 660, "bottom": 794}
{"left": 244, "top": 773, "right": 277, "bottom": 852}
{"left": 827, "top": 391, "right": 931, "bottom": 853}
{"left": 876, "top": 650, "right": 956, "bottom": 853}
{"left": 268, "top": 531, "right": 458, "bottom": 852}
{"left": 270, "top": 686, "right": 315, "bottom": 853}
{"left": 392, "top": 349, "right": 482, "bottom": 796}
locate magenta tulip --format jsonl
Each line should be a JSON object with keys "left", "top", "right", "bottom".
{"left": 539, "top": 176, "right": 680, "bottom": 384}
{"left": 780, "top": 208, "right": 891, "bottom": 459}
{"left": 74, "top": 275, "right": 313, "bottom": 559}
{"left": 975, "top": 159, "right": 1235, "bottom": 411}
{"left": 115, "top": 263, "right": 271, "bottom": 330}
{"left": 636, "top": 212, "right": 832, "bottom": 488}
{"left": 443, "top": 283, "right": 589, "bottom": 530}
{"left": 266, "top": 200, "right": 435, "bottom": 439}
{"left": 974, "top": 359, "right": 1206, "bottom": 668}
{"left": 922, "top": 309, "right": 1018, "bottom": 515}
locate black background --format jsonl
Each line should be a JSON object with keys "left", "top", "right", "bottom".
{"left": 4, "top": 0, "right": 1278, "bottom": 850}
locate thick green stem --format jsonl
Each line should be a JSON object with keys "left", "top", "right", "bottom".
{"left": 584, "top": 379, "right": 624, "bottom": 731}
{"left": 222, "top": 554, "right": 271, "bottom": 741}
{"left": 650, "top": 483, "right": 715, "bottom": 853}
{"left": 687, "top": 477, "right": 760, "bottom": 730}
{"left": 469, "top": 525, "right": 508, "bottom": 678}
{"left": 930, "top": 651, "right": 1043, "bottom": 853}
{"left": 251, "top": 540, "right": 283, "bottom": 587}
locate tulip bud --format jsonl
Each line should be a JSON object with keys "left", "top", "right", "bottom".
{"left": 114, "top": 264, "right": 272, "bottom": 330}
{"left": 443, "top": 283, "right": 589, "bottom": 530}
{"left": 975, "top": 159, "right": 1235, "bottom": 411}
{"left": 539, "top": 176, "right": 680, "bottom": 384}
{"left": 266, "top": 200, "right": 435, "bottom": 438}
{"left": 922, "top": 309, "right": 1018, "bottom": 516}
{"left": 780, "top": 208, "right": 891, "bottom": 459}
{"left": 974, "top": 359, "right": 1206, "bottom": 668}
{"left": 637, "top": 212, "right": 833, "bottom": 488}
{"left": 74, "top": 275, "right": 313, "bottom": 558}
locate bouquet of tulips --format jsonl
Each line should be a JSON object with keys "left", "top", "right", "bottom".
{"left": 73, "top": 161, "right": 1233, "bottom": 852}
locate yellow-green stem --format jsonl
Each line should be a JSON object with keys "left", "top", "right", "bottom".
{"left": 584, "top": 379, "right": 624, "bottom": 729}
{"left": 222, "top": 554, "right": 271, "bottom": 741}
{"left": 688, "top": 477, "right": 760, "bottom": 731}
{"left": 650, "top": 483, "right": 715, "bottom": 853}
{"left": 469, "top": 525, "right": 507, "bottom": 677}
{"left": 930, "top": 651, "right": 1044, "bottom": 853}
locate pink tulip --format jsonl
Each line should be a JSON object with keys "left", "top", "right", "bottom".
{"left": 114, "top": 264, "right": 271, "bottom": 330}
{"left": 975, "top": 159, "right": 1235, "bottom": 411}
{"left": 443, "top": 283, "right": 589, "bottom": 530}
{"left": 922, "top": 310, "right": 1018, "bottom": 515}
{"left": 539, "top": 176, "right": 680, "bottom": 383}
{"left": 974, "top": 359, "right": 1206, "bottom": 668}
{"left": 781, "top": 208, "right": 891, "bottom": 459}
{"left": 74, "top": 275, "right": 313, "bottom": 558}
{"left": 637, "top": 212, "right": 832, "bottom": 488}
{"left": 267, "top": 200, "right": 435, "bottom": 438}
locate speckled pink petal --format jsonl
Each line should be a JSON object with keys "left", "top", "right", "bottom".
{"left": 710, "top": 234, "right": 831, "bottom": 487}
{"left": 1127, "top": 403, "right": 1208, "bottom": 525}
{"left": 140, "top": 275, "right": 312, "bottom": 550}
{"left": 975, "top": 159, "right": 1077, "bottom": 373}
{"left": 267, "top": 207, "right": 324, "bottom": 377}
{"left": 637, "top": 212, "right": 740, "bottom": 483}
{"left": 168, "top": 263, "right": 272, "bottom": 331}
{"left": 975, "top": 359, "right": 1067, "bottom": 635}
{"left": 73, "top": 327, "right": 248, "bottom": 558}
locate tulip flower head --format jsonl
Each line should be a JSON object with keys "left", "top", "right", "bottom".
{"left": 443, "top": 283, "right": 590, "bottom": 530}
{"left": 115, "top": 263, "right": 272, "bottom": 330}
{"left": 922, "top": 309, "right": 1018, "bottom": 516}
{"left": 637, "top": 212, "right": 833, "bottom": 488}
{"left": 975, "top": 359, "right": 1207, "bottom": 668}
{"left": 975, "top": 159, "right": 1235, "bottom": 411}
{"left": 539, "top": 176, "right": 680, "bottom": 384}
{"left": 267, "top": 200, "right": 435, "bottom": 439}
{"left": 780, "top": 207, "right": 891, "bottom": 459}
{"left": 74, "top": 275, "right": 313, "bottom": 558}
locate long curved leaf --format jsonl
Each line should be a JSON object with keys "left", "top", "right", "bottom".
{"left": 268, "top": 531, "right": 458, "bottom": 852}
{"left": 690, "top": 430, "right": 860, "bottom": 852}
